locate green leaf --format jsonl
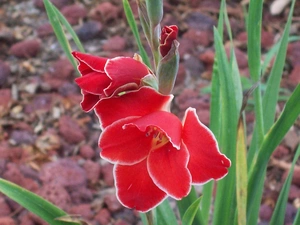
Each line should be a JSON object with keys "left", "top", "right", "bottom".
{"left": 122, "top": 0, "right": 151, "bottom": 68}
{"left": 0, "top": 178, "right": 79, "bottom": 225}
{"left": 178, "top": 187, "right": 203, "bottom": 225}
{"left": 212, "top": 27, "right": 239, "bottom": 225}
{"left": 247, "top": 84, "right": 300, "bottom": 224}
{"left": 270, "top": 144, "right": 300, "bottom": 225}
{"left": 43, "top": 0, "right": 78, "bottom": 71}
{"left": 182, "top": 197, "right": 204, "bottom": 225}
{"left": 155, "top": 199, "right": 178, "bottom": 225}
{"left": 294, "top": 208, "right": 300, "bottom": 225}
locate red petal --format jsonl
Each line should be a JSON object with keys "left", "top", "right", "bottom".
{"left": 182, "top": 108, "right": 231, "bottom": 184}
{"left": 114, "top": 159, "right": 167, "bottom": 212}
{"left": 72, "top": 51, "right": 107, "bottom": 75}
{"left": 75, "top": 72, "right": 111, "bottom": 95}
{"left": 125, "top": 111, "right": 182, "bottom": 149}
{"left": 95, "top": 87, "right": 173, "bottom": 129}
{"left": 104, "top": 57, "right": 150, "bottom": 96}
{"left": 81, "top": 92, "right": 100, "bottom": 112}
{"left": 99, "top": 117, "right": 151, "bottom": 165}
{"left": 148, "top": 143, "right": 191, "bottom": 199}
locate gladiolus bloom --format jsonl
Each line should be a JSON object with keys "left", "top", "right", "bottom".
{"left": 99, "top": 108, "right": 231, "bottom": 212}
{"left": 72, "top": 52, "right": 152, "bottom": 111}
{"left": 159, "top": 25, "right": 178, "bottom": 57}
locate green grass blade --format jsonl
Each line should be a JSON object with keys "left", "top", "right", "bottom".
{"left": 262, "top": 0, "right": 296, "bottom": 133}
{"left": 155, "top": 199, "right": 178, "bottom": 225}
{"left": 235, "top": 117, "right": 247, "bottom": 225}
{"left": 52, "top": 6, "right": 85, "bottom": 53}
{"left": 182, "top": 197, "right": 204, "bottom": 225}
{"left": 247, "top": 84, "right": 300, "bottom": 224}
{"left": 0, "top": 178, "right": 79, "bottom": 225}
{"left": 122, "top": 0, "right": 151, "bottom": 68}
{"left": 294, "top": 208, "right": 300, "bottom": 225}
{"left": 246, "top": 0, "right": 265, "bottom": 168}
{"left": 212, "top": 27, "right": 239, "bottom": 225}
{"left": 178, "top": 187, "right": 203, "bottom": 225}
{"left": 43, "top": 0, "right": 78, "bottom": 71}
{"left": 270, "top": 144, "right": 300, "bottom": 225}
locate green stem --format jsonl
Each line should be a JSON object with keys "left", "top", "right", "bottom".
{"left": 146, "top": 211, "right": 154, "bottom": 225}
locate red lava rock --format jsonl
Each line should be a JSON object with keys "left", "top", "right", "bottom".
{"left": 69, "top": 204, "right": 93, "bottom": 220}
{"left": 24, "top": 94, "right": 54, "bottom": 114}
{"left": 76, "top": 20, "right": 103, "bottom": 42}
{"left": 288, "top": 184, "right": 300, "bottom": 200}
{"left": 175, "top": 89, "right": 210, "bottom": 111}
{"left": 0, "top": 60, "right": 10, "bottom": 86}
{"left": 0, "top": 196, "right": 11, "bottom": 217}
{"left": 199, "top": 49, "right": 215, "bottom": 65}
{"left": 104, "top": 194, "right": 122, "bottom": 212}
{"left": 184, "top": 54, "right": 205, "bottom": 78}
{"left": 40, "top": 159, "right": 87, "bottom": 189}
{"left": 9, "top": 39, "right": 41, "bottom": 58}
{"left": 175, "top": 63, "right": 186, "bottom": 85}
{"left": 236, "top": 31, "right": 247, "bottom": 45}
{"left": 0, "top": 25, "right": 14, "bottom": 44}
{"left": 83, "top": 160, "right": 101, "bottom": 184}
{"left": 259, "top": 203, "right": 273, "bottom": 221}
{"left": 69, "top": 186, "right": 93, "bottom": 203}
{"left": 185, "top": 11, "right": 216, "bottom": 31}
{"left": 0, "top": 142, "right": 24, "bottom": 162}
{"left": 61, "top": 4, "right": 87, "bottom": 25}
{"left": 101, "top": 162, "right": 114, "bottom": 187}
{"left": 291, "top": 167, "right": 300, "bottom": 187}
{"left": 94, "top": 208, "right": 111, "bottom": 225}
{"left": 0, "top": 217, "right": 16, "bottom": 225}
{"left": 287, "top": 41, "right": 300, "bottom": 67}
{"left": 196, "top": 108, "right": 210, "bottom": 126}
{"left": 18, "top": 213, "right": 34, "bottom": 225}
{"left": 261, "top": 31, "right": 274, "bottom": 49}
{"left": 103, "top": 36, "right": 127, "bottom": 52}
{"left": 37, "top": 183, "right": 71, "bottom": 210}
{"left": 49, "top": 58, "right": 74, "bottom": 79}
{"left": 34, "top": 0, "right": 73, "bottom": 9}
{"left": 36, "top": 23, "right": 53, "bottom": 38}
{"left": 115, "top": 220, "right": 130, "bottom": 225}
{"left": 59, "top": 116, "right": 85, "bottom": 144}
{"left": 183, "top": 28, "right": 212, "bottom": 47}
{"left": 285, "top": 203, "right": 297, "bottom": 223}
{"left": 89, "top": 2, "right": 120, "bottom": 23}
{"left": 10, "top": 130, "right": 35, "bottom": 145}
{"left": 226, "top": 47, "right": 248, "bottom": 69}
{"left": 79, "top": 145, "right": 95, "bottom": 159}
{"left": 288, "top": 65, "right": 300, "bottom": 87}
{"left": 272, "top": 145, "right": 289, "bottom": 159}
{"left": 284, "top": 128, "right": 299, "bottom": 151}
{"left": 0, "top": 89, "right": 12, "bottom": 116}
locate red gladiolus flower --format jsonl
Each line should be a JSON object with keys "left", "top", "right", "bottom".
{"left": 159, "top": 25, "right": 178, "bottom": 57}
{"left": 99, "top": 108, "right": 231, "bottom": 212}
{"left": 72, "top": 51, "right": 152, "bottom": 112}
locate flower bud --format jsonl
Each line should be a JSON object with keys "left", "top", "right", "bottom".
{"left": 159, "top": 25, "right": 178, "bottom": 57}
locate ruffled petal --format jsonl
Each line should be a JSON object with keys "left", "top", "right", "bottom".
{"left": 124, "top": 111, "right": 182, "bottom": 149}
{"left": 80, "top": 92, "right": 100, "bottom": 112}
{"left": 72, "top": 51, "right": 107, "bottom": 75}
{"left": 182, "top": 108, "right": 231, "bottom": 184}
{"left": 114, "top": 159, "right": 167, "bottom": 212}
{"left": 104, "top": 57, "right": 150, "bottom": 96}
{"left": 99, "top": 117, "right": 151, "bottom": 165}
{"left": 95, "top": 87, "right": 173, "bottom": 129}
{"left": 148, "top": 142, "right": 191, "bottom": 199}
{"left": 75, "top": 72, "right": 111, "bottom": 95}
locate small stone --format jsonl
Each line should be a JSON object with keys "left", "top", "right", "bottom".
{"left": 0, "top": 89, "right": 12, "bottom": 116}
{"left": 61, "top": 4, "right": 87, "bottom": 25}
{"left": 59, "top": 116, "right": 85, "bottom": 144}
{"left": 272, "top": 145, "right": 289, "bottom": 159}
{"left": 89, "top": 2, "right": 120, "bottom": 23}
{"left": 183, "top": 54, "right": 205, "bottom": 78}
{"left": 9, "top": 39, "right": 41, "bottom": 58}
{"left": 259, "top": 203, "right": 273, "bottom": 221}
{"left": 104, "top": 194, "right": 122, "bottom": 212}
{"left": 36, "top": 23, "right": 53, "bottom": 38}
{"left": 183, "top": 29, "right": 212, "bottom": 47}
{"left": 101, "top": 163, "right": 114, "bottom": 187}
{"left": 185, "top": 12, "right": 216, "bottom": 31}
{"left": 37, "top": 183, "right": 71, "bottom": 210}
{"left": 0, "top": 61, "right": 10, "bottom": 87}
{"left": 199, "top": 49, "right": 215, "bottom": 65}
{"left": 49, "top": 58, "right": 74, "bottom": 78}
{"left": 69, "top": 204, "right": 93, "bottom": 220}
{"left": 288, "top": 65, "right": 300, "bottom": 87}
{"left": 102, "top": 36, "right": 127, "bottom": 52}
{"left": 76, "top": 20, "right": 103, "bottom": 42}
{"left": 284, "top": 128, "right": 299, "bottom": 151}
{"left": 287, "top": 41, "right": 300, "bottom": 67}
{"left": 83, "top": 160, "right": 101, "bottom": 184}
{"left": 0, "top": 196, "right": 11, "bottom": 216}
{"left": 196, "top": 108, "right": 210, "bottom": 126}
{"left": 285, "top": 203, "right": 297, "bottom": 223}
{"left": 18, "top": 213, "right": 34, "bottom": 225}
{"left": 40, "top": 159, "right": 87, "bottom": 190}
{"left": 0, "top": 217, "right": 16, "bottom": 225}
{"left": 94, "top": 208, "right": 111, "bottom": 225}
{"left": 34, "top": 0, "right": 73, "bottom": 9}
{"left": 288, "top": 184, "right": 300, "bottom": 201}
{"left": 10, "top": 130, "right": 35, "bottom": 145}
{"left": 79, "top": 145, "right": 95, "bottom": 159}
{"left": 261, "top": 31, "right": 274, "bottom": 49}
{"left": 24, "top": 94, "right": 54, "bottom": 114}
{"left": 226, "top": 47, "right": 248, "bottom": 69}
{"left": 115, "top": 220, "right": 130, "bottom": 225}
